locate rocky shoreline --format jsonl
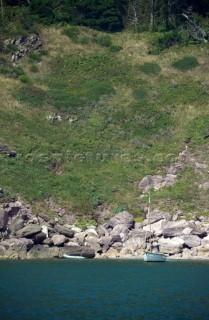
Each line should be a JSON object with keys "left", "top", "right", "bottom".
{"left": 1, "top": 198, "right": 209, "bottom": 260}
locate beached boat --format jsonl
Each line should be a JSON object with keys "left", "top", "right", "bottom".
{"left": 143, "top": 192, "right": 166, "bottom": 262}
{"left": 63, "top": 254, "right": 85, "bottom": 259}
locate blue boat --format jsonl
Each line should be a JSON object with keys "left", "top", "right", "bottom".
{"left": 143, "top": 252, "right": 166, "bottom": 262}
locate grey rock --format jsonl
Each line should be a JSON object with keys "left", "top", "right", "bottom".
{"left": 202, "top": 182, "right": 209, "bottom": 190}
{"left": 108, "top": 211, "right": 134, "bottom": 229}
{"left": 0, "top": 208, "right": 8, "bottom": 230}
{"left": 145, "top": 208, "right": 171, "bottom": 224}
{"left": 158, "top": 237, "right": 184, "bottom": 254}
{"left": 27, "top": 245, "right": 60, "bottom": 259}
{"left": 181, "top": 235, "right": 201, "bottom": 248}
{"left": 8, "top": 216, "right": 25, "bottom": 234}
{"left": 16, "top": 225, "right": 42, "bottom": 238}
{"left": 99, "top": 236, "right": 112, "bottom": 253}
{"left": 96, "top": 225, "right": 109, "bottom": 237}
{"left": 54, "top": 225, "right": 74, "bottom": 238}
{"left": 143, "top": 220, "right": 164, "bottom": 236}
{"left": 112, "top": 242, "right": 123, "bottom": 250}
{"left": 110, "top": 224, "right": 130, "bottom": 242}
{"left": 51, "top": 234, "right": 66, "bottom": 246}
{"left": 162, "top": 220, "right": 190, "bottom": 237}
{"left": 201, "top": 235, "right": 209, "bottom": 247}
{"left": 123, "top": 236, "right": 146, "bottom": 253}
{"left": 139, "top": 175, "right": 153, "bottom": 190}
{"left": 74, "top": 231, "right": 87, "bottom": 246}
{"left": 85, "top": 238, "right": 101, "bottom": 253}
{"left": 32, "top": 232, "right": 46, "bottom": 244}
{"left": 38, "top": 213, "right": 50, "bottom": 222}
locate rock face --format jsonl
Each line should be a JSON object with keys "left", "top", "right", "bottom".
{"left": 1, "top": 199, "right": 209, "bottom": 260}
{"left": 4, "top": 34, "right": 43, "bottom": 63}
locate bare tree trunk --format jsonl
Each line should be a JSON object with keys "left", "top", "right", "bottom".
{"left": 132, "top": 0, "right": 138, "bottom": 32}
{"left": 150, "top": 0, "right": 154, "bottom": 32}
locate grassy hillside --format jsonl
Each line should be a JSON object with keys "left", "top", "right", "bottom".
{"left": 0, "top": 26, "right": 209, "bottom": 219}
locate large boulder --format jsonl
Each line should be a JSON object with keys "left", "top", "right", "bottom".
{"left": 102, "top": 248, "right": 119, "bottom": 258}
{"left": 162, "top": 220, "right": 191, "bottom": 237}
{"left": 16, "top": 225, "right": 42, "bottom": 238}
{"left": 144, "top": 208, "right": 171, "bottom": 224}
{"left": 27, "top": 245, "right": 60, "bottom": 259}
{"left": 54, "top": 225, "right": 74, "bottom": 238}
{"left": 32, "top": 232, "right": 46, "bottom": 244}
{"left": 143, "top": 220, "right": 164, "bottom": 236}
{"left": 139, "top": 174, "right": 176, "bottom": 193}
{"left": 180, "top": 235, "right": 201, "bottom": 248}
{"left": 51, "top": 234, "right": 66, "bottom": 246}
{"left": 201, "top": 235, "right": 209, "bottom": 247}
{"left": 158, "top": 237, "right": 184, "bottom": 254}
{"left": 96, "top": 225, "right": 109, "bottom": 237}
{"left": 0, "top": 244, "right": 19, "bottom": 259}
{"left": 61, "top": 246, "right": 95, "bottom": 259}
{"left": 123, "top": 236, "right": 146, "bottom": 254}
{"left": 99, "top": 236, "right": 112, "bottom": 253}
{"left": 85, "top": 237, "right": 101, "bottom": 253}
{"left": 108, "top": 211, "right": 134, "bottom": 229}
{"left": 110, "top": 224, "right": 130, "bottom": 242}
{"left": 8, "top": 216, "right": 25, "bottom": 234}
{"left": 0, "top": 238, "right": 33, "bottom": 259}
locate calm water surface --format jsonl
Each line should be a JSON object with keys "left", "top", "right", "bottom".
{"left": 0, "top": 259, "right": 209, "bottom": 320}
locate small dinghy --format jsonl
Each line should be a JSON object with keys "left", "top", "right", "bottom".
{"left": 63, "top": 254, "right": 85, "bottom": 259}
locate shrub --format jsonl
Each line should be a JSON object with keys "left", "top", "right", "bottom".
{"left": 95, "top": 35, "right": 112, "bottom": 47}
{"left": 150, "top": 31, "right": 185, "bottom": 54}
{"left": 172, "top": 56, "right": 199, "bottom": 71}
{"left": 19, "top": 75, "right": 31, "bottom": 83}
{"left": 133, "top": 87, "right": 148, "bottom": 99}
{"left": 30, "top": 65, "right": 39, "bottom": 73}
{"left": 62, "top": 26, "right": 79, "bottom": 43}
{"left": 139, "top": 62, "right": 161, "bottom": 75}
{"left": 39, "top": 49, "right": 48, "bottom": 56}
{"left": 109, "top": 44, "right": 123, "bottom": 52}
{"left": 28, "top": 52, "right": 42, "bottom": 62}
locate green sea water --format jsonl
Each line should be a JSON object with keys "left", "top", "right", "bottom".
{"left": 0, "top": 259, "right": 209, "bottom": 320}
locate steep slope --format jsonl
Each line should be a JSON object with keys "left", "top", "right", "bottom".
{"left": 0, "top": 26, "right": 209, "bottom": 219}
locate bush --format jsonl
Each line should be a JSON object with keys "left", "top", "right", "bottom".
{"left": 109, "top": 44, "right": 123, "bottom": 52}
{"left": 139, "top": 62, "right": 161, "bottom": 75}
{"left": 95, "top": 35, "right": 112, "bottom": 47}
{"left": 172, "top": 56, "right": 199, "bottom": 71}
{"left": 19, "top": 75, "right": 31, "bottom": 83}
{"left": 28, "top": 52, "right": 42, "bottom": 62}
{"left": 39, "top": 49, "right": 48, "bottom": 56}
{"left": 62, "top": 26, "right": 79, "bottom": 43}
{"left": 150, "top": 31, "right": 185, "bottom": 54}
{"left": 30, "top": 65, "right": 39, "bottom": 73}
{"left": 133, "top": 87, "right": 148, "bottom": 99}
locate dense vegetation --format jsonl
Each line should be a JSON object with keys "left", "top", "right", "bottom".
{"left": 0, "top": 1, "right": 209, "bottom": 221}
{"left": 1, "top": 0, "right": 209, "bottom": 33}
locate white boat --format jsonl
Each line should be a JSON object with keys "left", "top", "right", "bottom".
{"left": 143, "top": 192, "right": 166, "bottom": 262}
{"left": 63, "top": 254, "right": 85, "bottom": 259}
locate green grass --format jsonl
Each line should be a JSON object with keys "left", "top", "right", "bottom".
{"left": 0, "top": 27, "right": 209, "bottom": 217}
{"left": 172, "top": 56, "right": 199, "bottom": 71}
{"left": 139, "top": 62, "right": 161, "bottom": 75}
